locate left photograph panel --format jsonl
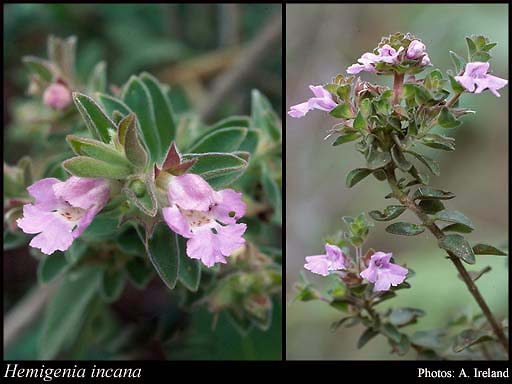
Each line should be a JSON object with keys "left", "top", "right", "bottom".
{"left": 4, "top": 3, "right": 282, "bottom": 360}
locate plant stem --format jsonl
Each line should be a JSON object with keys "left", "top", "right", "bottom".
{"left": 393, "top": 72, "right": 405, "bottom": 105}
{"left": 384, "top": 166, "right": 509, "bottom": 355}
{"left": 446, "top": 91, "right": 462, "bottom": 108}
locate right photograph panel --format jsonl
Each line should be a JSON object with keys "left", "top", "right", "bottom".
{"left": 286, "top": 3, "right": 509, "bottom": 360}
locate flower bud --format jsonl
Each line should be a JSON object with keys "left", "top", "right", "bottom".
{"left": 43, "top": 83, "right": 72, "bottom": 110}
{"left": 406, "top": 40, "right": 426, "bottom": 60}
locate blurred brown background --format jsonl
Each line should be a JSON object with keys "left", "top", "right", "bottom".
{"left": 286, "top": 3, "right": 508, "bottom": 360}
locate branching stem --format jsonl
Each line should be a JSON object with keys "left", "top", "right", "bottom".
{"left": 384, "top": 166, "right": 508, "bottom": 354}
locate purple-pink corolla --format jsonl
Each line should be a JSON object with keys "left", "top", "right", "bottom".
{"left": 360, "top": 252, "right": 408, "bottom": 292}
{"left": 43, "top": 83, "right": 72, "bottom": 110}
{"left": 17, "top": 177, "right": 110, "bottom": 255}
{"left": 304, "top": 243, "right": 347, "bottom": 276}
{"left": 288, "top": 85, "right": 337, "bottom": 118}
{"left": 347, "top": 45, "right": 404, "bottom": 75}
{"left": 455, "top": 62, "right": 508, "bottom": 97}
{"left": 162, "top": 173, "right": 247, "bottom": 268}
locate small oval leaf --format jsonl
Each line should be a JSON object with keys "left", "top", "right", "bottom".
{"left": 386, "top": 222, "right": 425, "bottom": 236}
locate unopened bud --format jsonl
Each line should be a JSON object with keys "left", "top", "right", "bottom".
{"left": 43, "top": 83, "right": 71, "bottom": 110}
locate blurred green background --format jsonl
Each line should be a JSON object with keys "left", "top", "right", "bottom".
{"left": 4, "top": 3, "right": 282, "bottom": 360}
{"left": 286, "top": 4, "right": 508, "bottom": 360}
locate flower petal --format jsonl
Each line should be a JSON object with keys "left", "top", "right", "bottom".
{"left": 53, "top": 177, "right": 110, "bottom": 210}
{"left": 26, "top": 178, "right": 61, "bottom": 210}
{"left": 304, "top": 255, "right": 330, "bottom": 276}
{"left": 186, "top": 226, "right": 225, "bottom": 268}
{"left": 212, "top": 189, "right": 246, "bottom": 224}
{"left": 288, "top": 101, "right": 311, "bottom": 118}
{"left": 162, "top": 205, "right": 192, "bottom": 238}
{"left": 168, "top": 174, "right": 215, "bottom": 211}
{"left": 217, "top": 223, "right": 246, "bottom": 256}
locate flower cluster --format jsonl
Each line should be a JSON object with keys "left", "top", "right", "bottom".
{"left": 347, "top": 39, "right": 430, "bottom": 75}
{"left": 304, "top": 244, "right": 407, "bottom": 292}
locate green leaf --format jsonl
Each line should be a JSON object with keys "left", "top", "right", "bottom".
{"left": 116, "top": 227, "right": 145, "bottom": 255}
{"left": 64, "top": 240, "right": 88, "bottom": 264}
{"left": 182, "top": 152, "right": 248, "bottom": 188}
{"left": 251, "top": 90, "right": 281, "bottom": 142}
{"left": 389, "top": 308, "right": 425, "bottom": 327}
{"left": 448, "top": 74, "right": 466, "bottom": 93}
{"left": 459, "top": 266, "right": 492, "bottom": 283}
{"left": 411, "top": 329, "right": 447, "bottom": 350}
{"left": 177, "top": 236, "right": 201, "bottom": 292}
{"left": 211, "top": 115, "right": 250, "bottom": 130}
{"left": 80, "top": 214, "right": 119, "bottom": 241}
{"left": 438, "top": 234, "right": 475, "bottom": 264}
{"left": 331, "top": 317, "right": 359, "bottom": 332}
{"left": 418, "top": 199, "right": 445, "bottom": 214}
{"left": 87, "top": 61, "right": 107, "bottom": 93}
{"left": 37, "top": 252, "right": 69, "bottom": 284}
{"left": 146, "top": 224, "right": 180, "bottom": 290}
{"left": 367, "top": 151, "right": 392, "bottom": 170}
{"left": 472, "top": 51, "right": 491, "bottom": 62}
{"left": 389, "top": 334, "right": 411, "bottom": 356}
{"left": 238, "top": 130, "right": 260, "bottom": 155}
{"left": 66, "top": 135, "right": 130, "bottom": 166}
{"left": 412, "top": 187, "right": 455, "bottom": 201}
{"left": 120, "top": 114, "right": 149, "bottom": 168}
{"left": 346, "top": 168, "right": 373, "bottom": 188}
{"left": 435, "top": 210, "right": 474, "bottom": 231}
{"left": 449, "top": 51, "right": 466, "bottom": 74}
{"left": 403, "top": 83, "right": 433, "bottom": 104}
{"left": 357, "top": 328, "right": 379, "bottom": 349}
{"left": 453, "top": 329, "right": 493, "bottom": 353}
{"left": 472, "top": 243, "right": 507, "bottom": 256}
{"left": 405, "top": 151, "right": 440, "bottom": 176}
{"left": 73, "top": 93, "right": 116, "bottom": 143}
{"left": 140, "top": 72, "right": 177, "bottom": 163}
{"left": 125, "top": 257, "right": 154, "bottom": 288}
{"left": 420, "top": 133, "right": 455, "bottom": 151}
{"left": 188, "top": 127, "right": 248, "bottom": 153}
{"left": 360, "top": 98, "right": 372, "bottom": 117}
{"left": 329, "top": 104, "right": 354, "bottom": 119}
{"left": 62, "top": 156, "right": 132, "bottom": 179}
{"left": 39, "top": 266, "right": 101, "bottom": 359}
{"left": 96, "top": 93, "right": 132, "bottom": 117}
{"left": 261, "top": 166, "right": 282, "bottom": 225}
{"left": 22, "top": 56, "right": 54, "bottom": 82}
{"left": 386, "top": 222, "right": 425, "bottom": 236}
{"left": 353, "top": 111, "right": 366, "bottom": 131}
{"left": 332, "top": 132, "right": 360, "bottom": 146}
{"left": 438, "top": 107, "right": 461, "bottom": 129}
{"left": 465, "top": 37, "right": 477, "bottom": 56}
{"left": 442, "top": 223, "right": 474, "bottom": 234}
{"left": 123, "top": 172, "right": 157, "bottom": 217}
{"left": 381, "top": 323, "right": 402, "bottom": 343}
{"left": 369, "top": 205, "right": 407, "bottom": 221}
{"left": 122, "top": 76, "right": 159, "bottom": 164}
{"left": 391, "top": 145, "right": 412, "bottom": 171}
{"left": 100, "top": 268, "right": 126, "bottom": 303}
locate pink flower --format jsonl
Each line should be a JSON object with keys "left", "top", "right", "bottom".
{"left": 455, "top": 62, "right": 508, "bottom": 97}
{"left": 347, "top": 45, "right": 404, "bottom": 74}
{"left": 288, "top": 85, "right": 338, "bottom": 118}
{"left": 43, "top": 83, "right": 72, "bottom": 110}
{"left": 16, "top": 177, "right": 110, "bottom": 255}
{"left": 406, "top": 40, "right": 426, "bottom": 60}
{"left": 360, "top": 252, "right": 408, "bottom": 292}
{"left": 304, "top": 243, "right": 347, "bottom": 276}
{"left": 162, "top": 174, "right": 247, "bottom": 268}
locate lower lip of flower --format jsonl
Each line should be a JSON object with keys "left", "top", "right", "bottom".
{"left": 180, "top": 207, "right": 214, "bottom": 228}
{"left": 54, "top": 206, "right": 86, "bottom": 224}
